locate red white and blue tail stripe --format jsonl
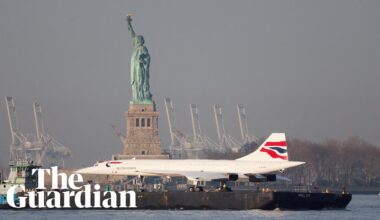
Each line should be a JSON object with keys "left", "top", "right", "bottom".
{"left": 237, "top": 133, "right": 288, "bottom": 161}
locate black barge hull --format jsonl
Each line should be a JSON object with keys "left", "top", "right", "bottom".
{"left": 272, "top": 191, "right": 352, "bottom": 210}
{"left": 135, "top": 191, "right": 351, "bottom": 210}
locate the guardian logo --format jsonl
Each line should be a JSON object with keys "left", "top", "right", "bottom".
{"left": 7, "top": 167, "right": 137, "bottom": 209}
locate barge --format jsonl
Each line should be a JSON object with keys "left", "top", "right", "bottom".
{"left": 1, "top": 190, "right": 351, "bottom": 210}
{"left": 133, "top": 190, "right": 352, "bottom": 210}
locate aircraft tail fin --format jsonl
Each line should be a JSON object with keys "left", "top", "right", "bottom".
{"left": 237, "top": 133, "right": 288, "bottom": 161}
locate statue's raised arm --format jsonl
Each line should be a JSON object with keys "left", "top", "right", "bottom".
{"left": 126, "top": 15, "right": 136, "bottom": 38}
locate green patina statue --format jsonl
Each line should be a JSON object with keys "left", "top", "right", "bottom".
{"left": 127, "top": 15, "right": 153, "bottom": 104}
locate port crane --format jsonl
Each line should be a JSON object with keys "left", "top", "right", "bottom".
{"left": 109, "top": 123, "right": 126, "bottom": 144}
{"left": 4, "top": 97, "right": 71, "bottom": 166}
{"left": 164, "top": 98, "right": 258, "bottom": 157}
{"left": 213, "top": 104, "right": 242, "bottom": 152}
{"left": 237, "top": 104, "right": 257, "bottom": 144}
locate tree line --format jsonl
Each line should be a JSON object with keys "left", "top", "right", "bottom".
{"left": 285, "top": 137, "right": 380, "bottom": 188}
{"left": 208, "top": 136, "right": 380, "bottom": 188}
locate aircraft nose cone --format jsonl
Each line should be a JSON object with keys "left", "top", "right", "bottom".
{"left": 75, "top": 167, "right": 93, "bottom": 174}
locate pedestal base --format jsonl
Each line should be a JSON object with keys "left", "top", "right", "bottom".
{"left": 122, "top": 103, "right": 163, "bottom": 156}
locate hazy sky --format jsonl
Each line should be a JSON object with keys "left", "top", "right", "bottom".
{"left": 1, "top": 0, "right": 379, "bottom": 168}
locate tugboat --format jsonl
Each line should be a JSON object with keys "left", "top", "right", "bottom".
{"left": 0, "top": 160, "right": 40, "bottom": 208}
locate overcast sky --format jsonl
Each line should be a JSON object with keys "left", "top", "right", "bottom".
{"left": 1, "top": 0, "right": 379, "bottom": 168}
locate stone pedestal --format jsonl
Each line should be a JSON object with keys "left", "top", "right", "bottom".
{"left": 123, "top": 103, "right": 163, "bottom": 156}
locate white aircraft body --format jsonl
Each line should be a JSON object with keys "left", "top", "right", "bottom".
{"left": 76, "top": 133, "right": 305, "bottom": 182}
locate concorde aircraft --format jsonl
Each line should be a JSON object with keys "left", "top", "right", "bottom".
{"left": 76, "top": 133, "right": 304, "bottom": 183}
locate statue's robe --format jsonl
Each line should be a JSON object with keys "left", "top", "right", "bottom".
{"left": 130, "top": 41, "right": 151, "bottom": 102}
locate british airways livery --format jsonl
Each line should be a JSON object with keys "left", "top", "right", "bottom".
{"left": 76, "top": 133, "right": 304, "bottom": 183}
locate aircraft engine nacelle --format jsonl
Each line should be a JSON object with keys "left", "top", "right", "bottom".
{"left": 248, "top": 174, "right": 277, "bottom": 182}
{"left": 228, "top": 174, "right": 239, "bottom": 181}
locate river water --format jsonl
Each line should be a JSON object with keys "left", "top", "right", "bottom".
{"left": 0, "top": 194, "right": 379, "bottom": 220}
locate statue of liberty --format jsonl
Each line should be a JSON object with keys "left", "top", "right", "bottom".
{"left": 127, "top": 15, "right": 153, "bottom": 104}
